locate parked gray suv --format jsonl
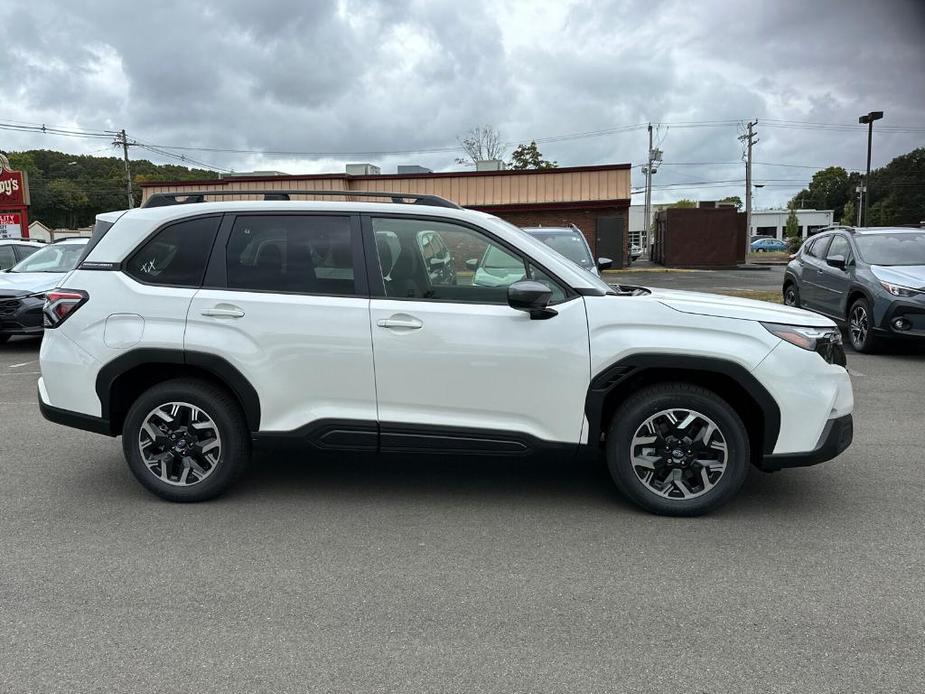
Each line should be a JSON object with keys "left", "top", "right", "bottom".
{"left": 783, "top": 226, "right": 925, "bottom": 352}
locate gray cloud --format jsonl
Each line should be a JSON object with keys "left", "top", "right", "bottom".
{"left": 1, "top": 0, "right": 923, "bottom": 206}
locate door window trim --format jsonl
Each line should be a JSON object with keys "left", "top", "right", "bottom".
{"left": 202, "top": 211, "right": 368, "bottom": 298}
{"left": 360, "top": 213, "right": 576, "bottom": 306}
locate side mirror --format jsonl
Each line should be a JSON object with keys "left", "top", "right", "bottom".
{"left": 826, "top": 255, "right": 846, "bottom": 271}
{"left": 597, "top": 257, "right": 613, "bottom": 271}
{"left": 465, "top": 258, "right": 479, "bottom": 270}
{"left": 508, "top": 280, "right": 556, "bottom": 320}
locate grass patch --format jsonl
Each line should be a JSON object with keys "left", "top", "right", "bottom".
{"left": 714, "top": 289, "right": 783, "bottom": 304}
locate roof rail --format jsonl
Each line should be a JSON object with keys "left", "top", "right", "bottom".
{"left": 140, "top": 189, "right": 462, "bottom": 210}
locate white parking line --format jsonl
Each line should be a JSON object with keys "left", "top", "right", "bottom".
{"left": 9, "top": 360, "right": 37, "bottom": 369}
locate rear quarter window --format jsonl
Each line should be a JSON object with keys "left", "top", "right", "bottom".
{"left": 125, "top": 216, "right": 220, "bottom": 287}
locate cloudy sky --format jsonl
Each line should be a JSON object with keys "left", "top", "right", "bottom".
{"left": 2, "top": 0, "right": 923, "bottom": 207}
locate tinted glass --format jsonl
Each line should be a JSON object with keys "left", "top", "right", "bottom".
{"left": 225, "top": 215, "right": 355, "bottom": 294}
{"left": 0, "top": 246, "right": 15, "bottom": 269}
{"left": 10, "top": 242, "right": 86, "bottom": 273}
{"left": 372, "top": 217, "right": 566, "bottom": 304}
{"left": 125, "top": 216, "right": 219, "bottom": 286}
{"left": 854, "top": 232, "right": 925, "bottom": 266}
{"left": 807, "top": 236, "right": 831, "bottom": 258}
{"left": 534, "top": 232, "right": 593, "bottom": 268}
{"left": 826, "top": 235, "right": 850, "bottom": 260}
{"left": 14, "top": 245, "right": 39, "bottom": 261}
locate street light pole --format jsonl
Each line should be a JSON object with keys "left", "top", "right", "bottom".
{"left": 858, "top": 111, "right": 883, "bottom": 226}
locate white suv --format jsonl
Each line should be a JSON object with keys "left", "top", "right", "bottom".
{"left": 38, "top": 191, "right": 854, "bottom": 515}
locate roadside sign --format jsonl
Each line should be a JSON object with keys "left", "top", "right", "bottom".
{"left": 0, "top": 212, "right": 23, "bottom": 238}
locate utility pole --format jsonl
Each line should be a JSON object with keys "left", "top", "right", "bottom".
{"left": 641, "top": 124, "right": 661, "bottom": 253}
{"left": 643, "top": 124, "right": 653, "bottom": 249}
{"left": 114, "top": 129, "right": 134, "bottom": 209}
{"left": 855, "top": 184, "right": 864, "bottom": 226}
{"left": 739, "top": 120, "right": 759, "bottom": 257}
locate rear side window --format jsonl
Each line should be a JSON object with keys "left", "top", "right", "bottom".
{"left": 225, "top": 215, "right": 356, "bottom": 295}
{"left": 0, "top": 246, "right": 15, "bottom": 270}
{"left": 125, "top": 216, "right": 220, "bottom": 287}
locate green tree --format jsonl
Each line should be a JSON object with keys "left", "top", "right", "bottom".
{"left": 671, "top": 199, "right": 697, "bottom": 208}
{"left": 719, "top": 195, "right": 742, "bottom": 210}
{"left": 784, "top": 205, "right": 801, "bottom": 252}
{"left": 508, "top": 141, "right": 557, "bottom": 170}
{"left": 790, "top": 166, "right": 853, "bottom": 220}
{"left": 840, "top": 198, "right": 856, "bottom": 226}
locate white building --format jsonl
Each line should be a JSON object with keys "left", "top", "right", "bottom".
{"left": 751, "top": 209, "right": 834, "bottom": 240}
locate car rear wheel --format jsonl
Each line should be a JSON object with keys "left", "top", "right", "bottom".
{"left": 122, "top": 379, "right": 251, "bottom": 502}
{"left": 848, "top": 297, "right": 879, "bottom": 353}
{"left": 783, "top": 283, "right": 800, "bottom": 307}
{"left": 605, "top": 383, "right": 750, "bottom": 516}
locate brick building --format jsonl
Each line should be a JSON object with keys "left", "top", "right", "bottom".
{"left": 141, "top": 163, "right": 632, "bottom": 266}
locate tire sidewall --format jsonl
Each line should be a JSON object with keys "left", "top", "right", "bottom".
{"left": 848, "top": 297, "right": 876, "bottom": 352}
{"left": 607, "top": 387, "right": 750, "bottom": 516}
{"left": 784, "top": 283, "right": 800, "bottom": 307}
{"left": 122, "top": 381, "right": 249, "bottom": 502}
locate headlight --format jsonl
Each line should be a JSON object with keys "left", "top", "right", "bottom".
{"left": 879, "top": 281, "right": 922, "bottom": 298}
{"left": 761, "top": 322, "right": 841, "bottom": 351}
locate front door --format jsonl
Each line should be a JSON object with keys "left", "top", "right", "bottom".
{"left": 185, "top": 213, "right": 377, "bottom": 440}
{"left": 365, "top": 215, "right": 590, "bottom": 451}
{"left": 815, "top": 233, "right": 853, "bottom": 318}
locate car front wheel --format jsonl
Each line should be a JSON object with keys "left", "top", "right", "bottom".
{"left": 122, "top": 379, "right": 251, "bottom": 502}
{"left": 606, "top": 383, "right": 750, "bottom": 516}
{"left": 783, "top": 283, "right": 800, "bottom": 307}
{"left": 848, "top": 297, "right": 879, "bottom": 353}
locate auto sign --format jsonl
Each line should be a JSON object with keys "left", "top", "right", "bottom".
{"left": 0, "top": 212, "right": 23, "bottom": 239}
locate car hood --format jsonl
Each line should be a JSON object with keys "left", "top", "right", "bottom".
{"left": 870, "top": 265, "right": 925, "bottom": 290}
{"left": 648, "top": 287, "right": 835, "bottom": 326}
{"left": 0, "top": 272, "right": 66, "bottom": 295}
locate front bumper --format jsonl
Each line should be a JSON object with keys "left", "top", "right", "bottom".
{"left": 759, "top": 414, "right": 853, "bottom": 471}
{"left": 0, "top": 296, "right": 44, "bottom": 336}
{"left": 874, "top": 299, "right": 925, "bottom": 340}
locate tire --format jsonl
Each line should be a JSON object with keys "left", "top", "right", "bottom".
{"left": 783, "top": 282, "right": 800, "bottom": 307}
{"left": 605, "top": 383, "right": 750, "bottom": 516}
{"left": 122, "top": 379, "right": 251, "bottom": 502}
{"left": 847, "top": 297, "right": 879, "bottom": 353}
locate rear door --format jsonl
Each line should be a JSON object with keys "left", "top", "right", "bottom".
{"left": 185, "top": 213, "right": 377, "bottom": 440}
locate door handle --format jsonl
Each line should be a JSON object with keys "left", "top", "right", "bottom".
{"left": 201, "top": 307, "right": 245, "bottom": 318}
{"left": 377, "top": 317, "right": 423, "bottom": 330}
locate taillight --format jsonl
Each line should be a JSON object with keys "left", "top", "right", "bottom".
{"left": 43, "top": 289, "right": 88, "bottom": 328}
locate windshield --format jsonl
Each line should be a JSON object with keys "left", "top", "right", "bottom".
{"left": 532, "top": 232, "right": 593, "bottom": 267}
{"left": 10, "top": 243, "right": 86, "bottom": 273}
{"left": 855, "top": 232, "right": 925, "bottom": 266}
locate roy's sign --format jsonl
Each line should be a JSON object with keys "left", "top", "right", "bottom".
{"left": 0, "top": 212, "right": 23, "bottom": 239}
{"left": 0, "top": 169, "right": 28, "bottom": 206}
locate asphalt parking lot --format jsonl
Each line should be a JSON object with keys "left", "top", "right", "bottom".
{"left": 2, "top": 328, "right": 924, "bottom": 693}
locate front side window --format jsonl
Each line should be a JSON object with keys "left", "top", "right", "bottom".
{"left": 807, "top": 235, "right": 831, "bottom": 259}
{"left": 826, "top": 235, "right": 851, "bottom": 261}
{"left": 371, "top": 217, "right": 566, "bottom": 303}
{"left": 225, "top": 215, "right": 356, "bottom": 295}
{"left": 10, "top": 242, "right": 86, "bottom": 273}
{"left": 126, "top": 216, "right": 219, "bottom": 286}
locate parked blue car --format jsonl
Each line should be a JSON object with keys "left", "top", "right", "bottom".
{"left": 751, "top": 237, "right": 788, "bottom": 252}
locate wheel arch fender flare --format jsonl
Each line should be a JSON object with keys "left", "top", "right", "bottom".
{"left": 584, "top": 354, "right": 781, "bottom": 456}
{"left": 95, "top": 348, "right": 261, "bottom": 432}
